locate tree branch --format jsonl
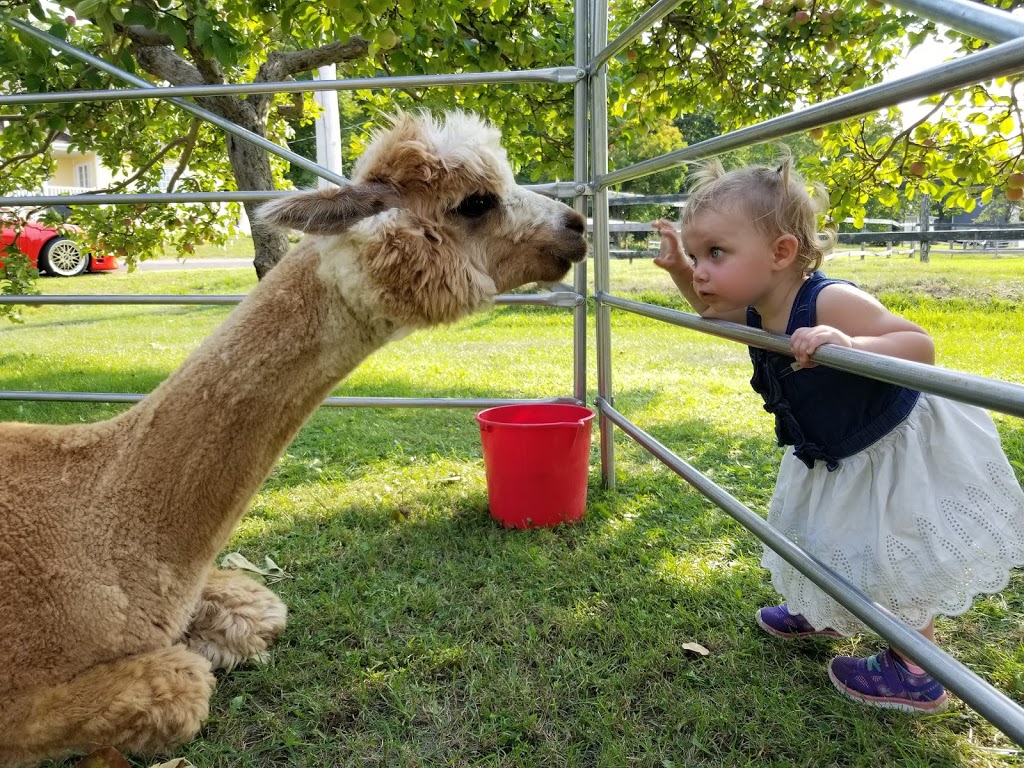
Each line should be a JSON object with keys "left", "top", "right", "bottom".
{"left": 130, "top": 41, "right": 205, "bottom": 86}
{"left": 130, "top": 41, "right": 252, "bottom": 125}
{"left": 165, "top": 118, "right": 201, "bottom": 193}
{"left": 257, "top": 37, "right": 369, "bottom": 82}
{"left": 251, "top": 37, "right": 368, "bottom": 118}
{"left": 102, "top": 136, "right": 187, "bottom": 193}
{"left": 0, "top": 129, "right": 59, "bottom": 173}
{"left": 185, "top": 40, "right": 224, "bottom": 85}
{"left": 123, "top": 24, "right": 173, "bottom": 47}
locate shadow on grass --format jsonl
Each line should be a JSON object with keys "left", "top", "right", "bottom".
{"left": 11, "top": 353, "right": 1024, "bottom": 765}
{"left": 205, "top": 438, "right": 1010, "bottom": 768}
{"left": 0, "top": 304, "right": 224, "bottom": 335}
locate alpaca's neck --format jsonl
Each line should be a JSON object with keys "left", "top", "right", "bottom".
{"left": 115, "top": 244, "right": 396, "bottom": 564}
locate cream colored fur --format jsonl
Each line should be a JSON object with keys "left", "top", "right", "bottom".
{"left": 0, "top": 111, "right": 587, "bottom": 767}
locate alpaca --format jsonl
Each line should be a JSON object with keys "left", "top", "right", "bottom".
{"left": 0, "top": 111, "right": 587, "bottom": 767}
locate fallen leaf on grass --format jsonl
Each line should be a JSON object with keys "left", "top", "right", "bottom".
{"left": 149, "top": 759, "right": 196, "bottom": 768}
{"left": 681, "top": 642, "right": 710, "bottom": 656}
{"left": 220, "top": 552, "right": 289, "bottom": 583}
{"left": 435, "top": 475, "right": 463, "bottom": 484}
{"left": 75, "top": 747, "right": 131, "bottom": 768}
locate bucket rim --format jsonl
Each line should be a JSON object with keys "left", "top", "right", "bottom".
{"left": 475, "top": 403, "right": 595, "bottom": 428}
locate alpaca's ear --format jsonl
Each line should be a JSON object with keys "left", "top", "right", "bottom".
{"left": 360, "top": 211, "right": 496, "bottom": 326}
{"left": 257, "top": 183, "right": 399, "bottom": 235}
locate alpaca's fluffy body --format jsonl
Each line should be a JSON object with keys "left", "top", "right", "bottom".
{"left": 0, "top": 112, "right": 587, "bottom": 767}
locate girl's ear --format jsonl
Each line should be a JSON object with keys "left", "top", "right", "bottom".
{"left": 771, "top": 233, "right": 800, "bottom": 270}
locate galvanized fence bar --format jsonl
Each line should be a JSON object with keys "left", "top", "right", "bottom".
{"left": 7, "top": 18, "right": 348, "bottom": 187}
{"left": 887, "top": 0, "right": 1024, "bottom": 44}
{"left": 0, "top": 292, "right": 584, "bottom": 308}
{"left": 598, "top": 397, "right": 1024, "bottom": 747}
{"left": 0, "top": 67, "right": 582, "bottom": 106}
{"left": 5, "top": 2, "right": 1024, "bottom": 749}
{"left": 0, "top": 291, "right": 584, "bottom": 403}
{"left": 585, "top": 0, "right": 1024, "bottom": 747}
{"left": 0, "top": 182, "right": 580, "bottom": 209}
{"left": 0, "top": 191, "right": 290, "bottom": 207}
{"left": 590, "top": 0, "right": 615, "bottom": 490}
{"left": 0, "top": 392, "right": 582, "bottom": 407}
{"left": 590, "top": 0, "right": 681, "bottom": 73}
{"left": 839, "top": 228, "right": 1024, "bottom": 245}
{"left": 600, "top": 35, "right": 1024, "bottom": 189}
{"left": 597, "top": 292, "right": 1024, "bottom": 420}
{"left": 572, "top": 0, "right": 590, "bottom": 403}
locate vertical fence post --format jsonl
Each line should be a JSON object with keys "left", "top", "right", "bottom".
{"left": 573, "top": 0, "right": 590, "bottom": 405}
{"left": 590, "top": 0, "right": 614, "bottom": 489}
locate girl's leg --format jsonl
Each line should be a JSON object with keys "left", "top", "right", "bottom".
{"left": 891, "top": 620, "right": 935, "bottom": 672}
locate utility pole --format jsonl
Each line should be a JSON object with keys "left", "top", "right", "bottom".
{"left": 919, "top": 194, "right": 931, "bottom": 263}
{"left": 313, "top": 65, "right": 343, "bottom": 188}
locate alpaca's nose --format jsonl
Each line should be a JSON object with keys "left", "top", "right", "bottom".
{"left": 564, "top": 209, "right": 586, "bottom": 234}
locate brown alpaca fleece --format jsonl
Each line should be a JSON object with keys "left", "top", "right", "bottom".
{"left": 0, "top": 110, "right": 587, "bottom": 767}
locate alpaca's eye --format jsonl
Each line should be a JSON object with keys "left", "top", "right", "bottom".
{"left": 454, "top": 193, "right": 499, "bottom": 219}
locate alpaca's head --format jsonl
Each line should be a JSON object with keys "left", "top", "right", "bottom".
{"left": 257, "top": 111, "right": 588, "bottom": 326}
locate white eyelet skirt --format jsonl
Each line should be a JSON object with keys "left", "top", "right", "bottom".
{"left": 762, "top": 393, "right": 1024, "bottom": 636}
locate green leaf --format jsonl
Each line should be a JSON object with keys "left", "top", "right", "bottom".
{"left": 123, "top": 6, "right": 156, "bottom": 27}
{"left": 118, "top": 48, "right": 136, "bottom": 74}
{"left": 194, "top": 16, "right": 212, "bottom": 45}
{"left": 210, "top": 34, "right": 235, "bottom": 66}
{"left": 156, "top": 14, "right": 188, "bottom": 49}
{"left": 73, "top": 0, "right": 103, "bottom": 20}
{"left": 46, "top": 22, "right": 68, "bottom": 41}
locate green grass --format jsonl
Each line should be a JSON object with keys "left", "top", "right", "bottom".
{"left": 5, "top": 253, "right": 1024, "bottom": 767}
{"left": 160, "top": 235, "right": 259, "bottom": 260}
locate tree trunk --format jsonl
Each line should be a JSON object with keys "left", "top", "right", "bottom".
{"left": 223, "top": 117, "right": 290, "bottom": 280}
{"left": 130, "top": 36, "right": 369, "bottom": 280}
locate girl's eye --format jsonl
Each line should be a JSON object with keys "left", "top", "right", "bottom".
{"left": 710, "top": 247, "right": 724, "bottom": 258}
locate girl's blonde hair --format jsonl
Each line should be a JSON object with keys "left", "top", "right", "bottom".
{"left": 680, "top": 155, "right": 836, "bottom": 273}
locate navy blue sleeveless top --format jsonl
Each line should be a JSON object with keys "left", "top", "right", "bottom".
{"left": 747, "top": 271, "right": 920, "bottom": 471}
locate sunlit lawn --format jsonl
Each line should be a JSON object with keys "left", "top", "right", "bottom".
{"left": 4, "top": 253, "right": 1024, "bottom": 767}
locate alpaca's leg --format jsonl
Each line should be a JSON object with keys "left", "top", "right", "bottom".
{"left": 185, "top": 569, "right": 287, "bottom": 671}
{"left": 0, "top": 645, "right": 214, "bottom": 767}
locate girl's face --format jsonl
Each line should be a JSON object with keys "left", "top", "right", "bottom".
{"left": 681, "top": 207, "right": 781, "bottom": 312}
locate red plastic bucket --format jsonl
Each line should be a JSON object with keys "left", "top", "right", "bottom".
{"left": 475, "top": 403, "right": 595, "bottom": 529}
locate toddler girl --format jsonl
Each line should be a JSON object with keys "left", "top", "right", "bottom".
{"left": 652, "top": 158, "right": 1024, "bottom": 713}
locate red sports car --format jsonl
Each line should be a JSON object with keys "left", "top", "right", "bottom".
{"left": 0, "top": 221, "right": 118, "bottom": 277}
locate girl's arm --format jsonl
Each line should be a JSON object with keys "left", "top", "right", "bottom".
{"left": 789, "top": 283, "right": 935, "bottom": 367}
{"left": 651, "top": 220, "right": 748, "bottom": 323}
{"left": 651, "top": 220, "right": 707, "bottom": 311}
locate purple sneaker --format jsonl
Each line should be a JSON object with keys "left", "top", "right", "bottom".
{"left": 828, "top": 648, "right": 949, "bottom": 713}
{"left": 756, "top": 603, "right": 841, "bottom": 639}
